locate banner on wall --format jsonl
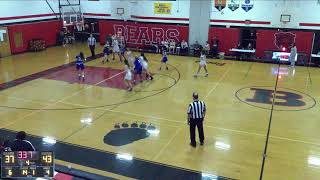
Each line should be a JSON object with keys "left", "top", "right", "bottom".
{"left": 154, "top": 3, "right": 172, "bottom": 14}
{"left": 98, "top": 21, "right": 189, "bottom": 46}
{"left": 228, "top": 0, "right": 240, "bottom": 11}
{"left": 241, "top": 0, "right": 254, "bottom": 12}
{"left": 214, "top": 0, "right": 227, "bottom": 11}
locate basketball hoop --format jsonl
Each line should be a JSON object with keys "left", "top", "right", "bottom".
{"left": 280, "top": 21, "right": 288, "bottom": 28}
{"left": 117, "top": 8, "right": 124, "bottom": 16}
{"left": 61, "top": 4, "right": 83, "bottom": 28}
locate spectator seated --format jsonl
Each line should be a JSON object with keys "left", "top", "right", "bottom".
{"left": 10, "top": 131, "right": 35, "bottom": 151}
{"left": 180, "top": 40, "right": 188, "bottom": 56}
{"left": 169, "top": 40, "right": 176, "bottom": 54}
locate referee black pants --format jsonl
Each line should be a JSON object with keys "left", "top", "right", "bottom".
{"left": 89, "top": 45, "right": 95, "bottom": 57}
{"left": 189, "top": 118, "right": 204, "bottom": 145}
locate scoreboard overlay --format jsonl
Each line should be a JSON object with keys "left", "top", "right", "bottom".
{"left": 1, "top": 151, "right": 54, "bottom": 178}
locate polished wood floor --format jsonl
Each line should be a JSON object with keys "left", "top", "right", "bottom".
{"left": 1, "top": 43, "right": 320, "bottom": 180}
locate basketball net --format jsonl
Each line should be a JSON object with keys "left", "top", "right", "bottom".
{"left": 61, "top": 5, "right": 84, "bottom": 30}
{"left": 280, "top": 21, "right": 287, "bottom": 29}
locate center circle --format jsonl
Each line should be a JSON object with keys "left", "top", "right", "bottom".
{"left": 235, "top": 86, "right": 316, "bottom": 111}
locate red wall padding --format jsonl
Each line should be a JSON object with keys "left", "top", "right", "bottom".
{"left": 208, "top": 27, "right": 240, "bottom": 55}
{"left": 99, "top": 20, "right": 189, "bottom": 47}
{"left": 256, "top": 30, "right": 313, "bottom": 59}
{"left": 8, "top": 20, "right": 61, "bottom": 54}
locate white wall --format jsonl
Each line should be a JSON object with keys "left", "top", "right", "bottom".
{"left": 1, "top": 0, "right": 320, "bottom": 30}
{"left": 210, "top": 0, "right": 320, "bottom": 29}
{"left": 129, "top": 0, "right": 190, "bottom": 24}
{"left": 80, "top": 0, "right": 130, "bottom": 20}
{"left": 0, "top": 0, "right": 59, "bottom": 24}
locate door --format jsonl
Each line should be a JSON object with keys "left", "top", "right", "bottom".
{"left": 0, "top": 26, "right": 11, "bottom": 58}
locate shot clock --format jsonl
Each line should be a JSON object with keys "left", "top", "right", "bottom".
{"left": 1, "top": 151, "right": 54, "bottom": 178}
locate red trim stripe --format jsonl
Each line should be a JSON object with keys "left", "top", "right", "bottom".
{"left": 83, "top": 13, "right": 111, "bottom": 17}
{"left": 0, "top": 13, "right": 59, "bottom": 21}
{"left": 299, "top": 23, "right": 320, "bottom": 27}
{"left": 210, "top": 19, "right": 271, "bottom": 25}
{"left": 131, "top": 15, "right": 189, "bottom": 21}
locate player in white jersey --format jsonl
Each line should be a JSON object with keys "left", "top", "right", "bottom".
{"left": 125, "top": 49, "right": 134, "bottom": 67}
{"left": 195, "top": 51, "right": 208, "bottom": 77}
{"left": 124, "top": 60, "right": 133, "bottom": 91}
{"left": 140, "top": 53, "right": 153, "bottom": 80}
{"left": 112, "top": 38, "right": 121, "bottom": 62}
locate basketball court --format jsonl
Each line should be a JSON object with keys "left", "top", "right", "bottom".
{"left": 0, "top": 42, "right": 319, "bottom": 179}
{"left": 1, "top": 0, "right": 320, "bottom": 179}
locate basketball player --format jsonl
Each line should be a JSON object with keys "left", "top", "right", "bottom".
{"left": 102, "top": 42, "right": 110, "bottom": 63}
{"left": 112, "top": 37, "right": 121, "bottom": 62}
{"left": 124, "top": 60, "right": 133, "bottom": 91}
{"left": 290, "top": 43, "right": 297, "bottom": 67}
{"left": 120, "top": 44, "right": 127, "bottom": 62}
{"left": 133, "top": 56, "right": 143, "bottom": 83}
{"left": 159, "top": 48, "right": 169, "bottom": 70}
{"left": 140, "top": 53, "right": 153, "bottom": 80}
{"left": 76, "top": 52, "right": 86, "bottom": 80}
{"left": 195, "top": 51, "right": 208, "bottom": 77}
{"left": 125, "top": 49, "right": 134, "bottom": 67}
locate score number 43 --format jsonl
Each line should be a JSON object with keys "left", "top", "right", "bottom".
{"left": 42, "top": 155, "right": 52, "bottom": 163}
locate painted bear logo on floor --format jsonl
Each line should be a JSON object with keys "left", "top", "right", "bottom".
{"left": 104, "top": 122, "right": 157, "bottom": 146}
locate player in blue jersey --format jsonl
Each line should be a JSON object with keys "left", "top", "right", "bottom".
{"left": 102, "top": 42, "right": 110, "bottom": 64}
{"left": 159, "top": 48, "right": 169, "bottom": 70}
{"left": 140, "top": 53, "right": 153, "bottom": 80}
{"left": 133, "top": 55, "right": 143, "bottom": 83}
{"left": 76, "top": 52, "right": 86, "bottom": 80}
{"left": 120, "top": 44, "right": 127, "bottom": 62}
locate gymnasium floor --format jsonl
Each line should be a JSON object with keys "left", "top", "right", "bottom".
{"left": 0, "top": 43, "right": 320, "bottom": 180}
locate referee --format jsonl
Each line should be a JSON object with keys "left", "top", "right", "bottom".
{"left": 187, "top": 92, "right": 206, "bottom": 147}
{"left": 87, "top": 33, "right": 96, "bottom": 57}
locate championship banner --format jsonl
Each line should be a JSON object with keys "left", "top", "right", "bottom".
{"left": 214, "top": 0, "right": 227, "bottom": 11}
{"left": 241, "top": 0, "right": 254, "bottom": 12}
{"left": 154, "top": 3, "right": 172, "bottom": 14}
{"left": 228, "top": 0, "right": 240, "bottom": 11}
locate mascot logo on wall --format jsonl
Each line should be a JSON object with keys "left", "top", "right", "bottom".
{"left": 274, "top": 32, "right": 296, "bottom": 49}
{"left": 215, "top": 0, "right": 227, "bottom": 11}
{"left": 228, "top": 0, "right": 240, "bottom": 11}
{"left": 241, "top": 0, "right": 254, "bottom": 12}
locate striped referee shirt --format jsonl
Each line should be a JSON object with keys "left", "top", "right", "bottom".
{"left": 87, "top": 37, "right": 96, "bottom": 46}
{"left": 188, "top": 100, "right": 206, "bottom": 119}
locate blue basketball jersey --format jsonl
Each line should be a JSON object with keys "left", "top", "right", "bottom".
{"left": 76, "top": 55, "right": 83, "bottom": 65}
{"left": 134, "top": 58, "right": 142, "bottom": 71}
{"left": 103, "top": 46, "right": 109, "bottom": 55}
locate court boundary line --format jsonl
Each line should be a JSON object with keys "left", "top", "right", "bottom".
{"left": 1, "top": 128, "right": 235, "bottom": 180}
{"left": 0, "top": 63, "right": 181, "bottom": 111}
{"left": 7, "top": 96, "right": 320, "bottom": 148}
{"left": 243, "top": 62, "right": 254, "bottom": 80}
{"left": 152, "top": 127, "right": 182, "bottom": 161}
{"left": 0, "top": 128, "right": 221, "bottom": 177}
{"left": 0, "top": 71, "right": 125, "bottom": 129}
{"left": 204, "top": 61, "right": 234, "bottom": 100}
{"left": 0, "top": 53, "right": 104, "bottom": 91}
{"left": 259, "top": 63, "right": 280, "bottom": 180}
